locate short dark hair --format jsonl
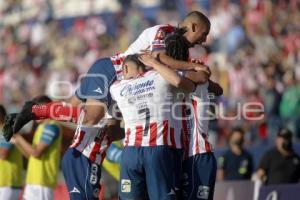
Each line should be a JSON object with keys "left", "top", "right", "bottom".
{"left": 123, "top": 54, "right": 146, "bottom": 71}
{"left": 230, "top": 127, "right": 245, "bottom": 138}
{"left": 184, "top": 11, "right": 211, "bottom": 29}
{"left": 32, "top": 95, "right": 52, "bottom": 105}
{"left": 0, "top": 105, "right": 6, "bottom": 123}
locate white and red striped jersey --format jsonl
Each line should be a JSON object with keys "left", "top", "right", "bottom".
{"left": 70, "top": 111, "right": 112, "bottom": 164}
{"left": 110, "top": 70, "right": 183, "bottom": 148}
{"left": 183, "top": 82, "right": 213, "bottom": 158}
{"left": 110, "top": 24, "right": 175, "bottom": 80}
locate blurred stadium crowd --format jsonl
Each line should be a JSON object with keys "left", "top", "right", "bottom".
{"left": 0, "top": 0, "right": 299, "bottom": 149}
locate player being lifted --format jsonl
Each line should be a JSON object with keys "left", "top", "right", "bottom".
{"left": 2, "top": 11, "right": 212, "bottom": 200}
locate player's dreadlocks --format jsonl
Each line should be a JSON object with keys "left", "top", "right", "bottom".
{"left": 165, "top": 27, "right": 190, "bottom": 62}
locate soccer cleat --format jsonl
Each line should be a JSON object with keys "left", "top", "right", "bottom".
{"left": 13, "top": 101, "right": 37, "bottom": 133}
{"left": 2, "top": 113, "right": 18, "bottom": 141}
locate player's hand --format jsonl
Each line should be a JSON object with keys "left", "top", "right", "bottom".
{"left": 193, "top": 63, "right": 211, "bottom": 77}
{"left": 2, "top": 113, "right": 18, "bottom": 142}
{"left": 190, "top": 58, "right": 205, "bottom": 65}
{"left": 139, "top": 54, "right": 160, "bottom": 68}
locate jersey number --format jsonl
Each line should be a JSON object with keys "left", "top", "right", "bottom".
{"left": 138, "top": 107, "right": 150, "bottom": 136}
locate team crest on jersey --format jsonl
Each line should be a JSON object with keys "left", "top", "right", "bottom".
{"left": 121, "top": 179, "right": 131, "bottom": 193}
{"left": 197, "top": 185, "right": 210, "bottom": 199}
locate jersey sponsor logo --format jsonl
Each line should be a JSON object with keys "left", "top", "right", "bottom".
{"left": 93, "top": 87, "right": 103, "bottom": 94}
{"left": 121, "top": 179, "right": 131, "bottom": 193}
{"left": 120, "top": 80, "right": 155, "bottom": 97}
{"left": 197, "top": 185, "right": 210, "bottom": 199}
{"left": 70, "top": 187, "right": 81, "bottom": 194}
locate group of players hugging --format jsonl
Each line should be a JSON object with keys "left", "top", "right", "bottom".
{"left": 3, "top": 11, "right": 223, "bottom": 200}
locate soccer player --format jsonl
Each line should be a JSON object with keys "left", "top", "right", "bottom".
{"left": 0, "top": 106, "right": 23, "bottom": 200}
{"left": 110, "top": 54, "right": 196, "bottom": 200}
{"left": 3, "top": 11, "right": 212, "bottom": 200}
{"left": 163, "top": 28, "right": 222, "bottom": 200}
{"left": 11, "top": 96, "right": 62, "bottom": 200}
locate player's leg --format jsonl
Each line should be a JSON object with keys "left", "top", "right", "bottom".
{"left": 61, "top": 148, "right": 101, "bottom": 200}
{"left": 182, "top": 152, "right": 217, "bottom": 200}
{"left": 119, "top": 147, "right": 148, "bottom": 200}
{"left": 23, "top": 184, "right": 51, "bottom": 200}
{"left": 41, "top": 186, "right": 54, "bottom": 200}
{"left": 13, "top": 57, "right": 116, "bottom": 133}
{"left": 143, "top": 146, "right": 183, "bottom": 200}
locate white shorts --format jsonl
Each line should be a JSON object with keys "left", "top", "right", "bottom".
{"left": 0, "top": 187, "right": 21, "bottom": 200}
{"left": 23, "top": 184, "right": 53, "bottom": 200}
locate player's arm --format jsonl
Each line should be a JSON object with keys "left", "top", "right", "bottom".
{"left": 105, "top": 119, "right": 125, "bottom": 142}
{"left": 106, "top": 143, "right": 122, "bottom": 163}
{"left": 12, "top": 124, "right": 59, "bottom": 158}
{"left": 139, "top": 54, "right": 195, "bottom": 92}
{"left": 185, "top": 69, "right": 211, "bottom": 85}
{"left": 256, "top": 151, "right": 271, "bottom": 182}
{"left": 157, "top": 52, "right": 209, "bottom": 71}
{"left": 82, "top": 99, "right": 107, "bottom": 126}
{"left": 256, "top": 168, "right": 266, "bottom": 180}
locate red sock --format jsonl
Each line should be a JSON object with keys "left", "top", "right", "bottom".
{"left": 32, "top": 102, "right": 82, "bottom": 122}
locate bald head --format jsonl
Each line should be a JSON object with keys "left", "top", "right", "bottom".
{"left": 183, "top": 11, "right": 211, "bottom": 30}
{"left": 180, "top": 11, "right": 211, "bottom": 47}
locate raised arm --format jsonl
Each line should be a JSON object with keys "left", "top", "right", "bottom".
{"left": 139, "top": 54, "right": 195, "bottom": 92}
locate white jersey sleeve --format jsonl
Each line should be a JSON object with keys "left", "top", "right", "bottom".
{"left": 123, "top": 24, "right": 175, "bottom": 56}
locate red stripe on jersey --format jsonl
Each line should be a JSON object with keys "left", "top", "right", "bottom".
{"left": 134, "top": 126, "right": 143, "bottom": 147}
{"left": 111, "top": 59, "right": 121, "bottom": 65}
{"left": 192, "top": 100, "right": 200, "bottom": 154}
{"left": 162, "top": 120, "right": 168, "bottom": 145}
{"left": 124, "top": 128, "right": 131, "bottom": 147}
{"left": 89, "top": 142, "right": 101, "bottom": 162}
{"left": 71, "top": 130, "right": 85, "bottom": 148}
{"left": 149, "top": 122, "right": 158, "bottom": 146}
{"left": 116, "top": 70, "right": 123, "bottom": 74}
{"left": 170, "top": 128, "right": 176, "bottom": 148}
{"left": 202, "top": 133, "right": 212, "bottom": 152}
